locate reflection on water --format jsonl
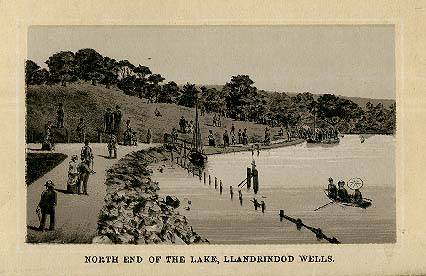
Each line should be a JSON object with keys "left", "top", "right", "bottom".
{"left": 151, "top": 135, "right": 395, "bottom": 244}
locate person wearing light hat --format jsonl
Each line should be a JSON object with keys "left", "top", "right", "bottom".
{"left": 67, "top": 155, "right": 79, "bottom": 194}
{"left": 36, "top": 180, "right": 57, "bottom": 231}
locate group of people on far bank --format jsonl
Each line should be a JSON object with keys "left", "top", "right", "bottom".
{"left": 208, "top": 124, "right": 249, "bottom": 147}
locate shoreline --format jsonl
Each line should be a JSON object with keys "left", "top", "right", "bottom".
{"left": 202, "top": 139, "right": 306, "bottom": 156}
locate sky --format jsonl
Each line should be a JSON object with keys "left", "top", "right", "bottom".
{"left": 28, "top": 25, "right": 395, "bottom": 99}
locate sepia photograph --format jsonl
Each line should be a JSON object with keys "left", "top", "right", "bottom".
{"left": 25, "top": 25, "right": 396, "bottom": 245}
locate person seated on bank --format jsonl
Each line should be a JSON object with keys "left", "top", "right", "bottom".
{"left": 154, "top": 108, "right": 162, "bottom": 117}
{"left": 337, "top": 181, "right": 349, "bottom": 201}
{"left": 353, "top": 189, "right": 363, "bottom": 203}
{"left": 327, "top": 177, "right": 337, "bottom": 199}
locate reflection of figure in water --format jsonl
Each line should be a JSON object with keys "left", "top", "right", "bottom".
{"left": 253, "top": 198, "right": 258, "bottom": 211}
{"left": 238, "top": 190, "right": 243, "bottom": 206}
{"left": 56, "top": 103, "right": 64, "bottom": 128}
{"left": 261, "top": 200, "right": 265, "bottom": 213}
{"left": 327, "top": 177, "right": 337, "bottom": 199}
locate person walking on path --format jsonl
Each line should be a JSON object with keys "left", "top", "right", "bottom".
{"left": 56, "top": 103, "right": 64, "bottom": 128}
{"left": 80, "top": 140, "right": 94, "bottom": 170}
{"left": 66, "top": 155, "right": 79, "bottom": 194}
{"left": 77, "top": 160, "right": 91, "bottom": 195}
{"left": 76, "top": 117, "right": 86, "bottom": 143}
{"left": 37, "top": 180, "right": 57, "bottom": 231}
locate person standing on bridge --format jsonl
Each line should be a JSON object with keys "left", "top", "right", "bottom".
{"left": 37, "top": 180, "right": 57, "bottom": 231}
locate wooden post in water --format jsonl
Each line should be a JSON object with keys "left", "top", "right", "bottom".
{"left": 253, "top": 168, "right": 259, "bottom": 194}
{"left": 247, "top": 168, "right": 252, "bottom": 191}
{"left": 230, "top": 186, "right": 234, "bottom": 200}
{"left": 220, "top": 180, "right": 223, "bottom": 195}
{"left": 209, "top": 175, "right": 211, "bottom": 187}
{"left": 204, "top": 172, "right": 206, "bottom": 184}
{"left": 214, "top": 177, "right": 217, "bottom": 190}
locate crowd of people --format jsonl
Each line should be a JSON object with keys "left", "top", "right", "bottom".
{"left": 207, "top": 125, "right": 250, "bottom": 148}
{"left": 284, "top": 126, "right": 339, "bottom": 142}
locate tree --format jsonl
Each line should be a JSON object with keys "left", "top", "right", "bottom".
{"left": 133, "top": 65, "right": 152, "bottom": 98}
{"left": 32, "top": 68, "right": 49, "bottom": 85}
{"left": 117, "top": 75, "right": 137, "bottom": 96}
{"left": 45, "top": 51, "right": 76, "bottom": 86}
{"left": 75, "top": 48, "right": 105, "bottom": 85}
{"left": 200, "top": 87, "right": 226, "bottom": 113}
{"left": 25, "top": 60, "right": 40, "bottom": 86}
{"left": 145, "top": 74, "right": 165, "bottom": 102}
{"left": 224, "top": 75, "right": 256, "bottom": 120}
{"left": 158, "top": 81, "right": 181, "bottom": 103}
{"left": 316, "top": 94, "right": 361, "bottom": 129}
{"left": 117, "top": 60, "right": 135, "bottom": 80}
{"left": 101, "top": 57, "right": 119, "bottom": 88}
{"left": 179, "top": 83, "right": 199, "bottom": 107}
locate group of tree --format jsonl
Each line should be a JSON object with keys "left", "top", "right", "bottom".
{"left": 25, "top": 48, "right": 396, "bottom": 134}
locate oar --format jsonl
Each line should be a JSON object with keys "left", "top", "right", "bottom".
{"left": 314, "top": 201, "right": 334, "bottom": 211}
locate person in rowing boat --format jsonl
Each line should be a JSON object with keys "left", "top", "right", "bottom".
{"left": 337, "top": 180, "right": 349, "bottom": 201}
{"left": 353, "top": 188, "right": 363, "bottom": 203}
{"left": 327, "top": 177, "right": 337, "bottom": 199}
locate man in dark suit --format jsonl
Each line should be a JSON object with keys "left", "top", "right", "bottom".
{"left": 37, "top": 180, "right": 57, "bottom": 231}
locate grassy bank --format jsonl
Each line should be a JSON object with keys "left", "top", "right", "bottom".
{"left": 26, "top": 83, "right": 288, "bottom": 144}
{"left": 26, "top": 153, "right": 68, "bottom": 185}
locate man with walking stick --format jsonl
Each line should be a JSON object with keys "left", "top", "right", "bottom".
{"left": 36, "top": 180, "right": 57, "bottom": 231}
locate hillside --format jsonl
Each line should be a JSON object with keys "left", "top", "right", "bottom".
{"left": 26, "top": 83, "right": 280, "bottom": 144}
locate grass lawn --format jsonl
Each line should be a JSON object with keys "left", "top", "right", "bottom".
{"left": 26, "top": 152, "right": 68, "bottom": 185}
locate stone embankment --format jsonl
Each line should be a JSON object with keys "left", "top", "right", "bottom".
{"left": 93, "top": 147, "right": 208, "bottom": 244}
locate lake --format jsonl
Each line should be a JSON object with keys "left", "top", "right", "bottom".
{"left": 151, "top": 135, "right": 396, "bottom": 244}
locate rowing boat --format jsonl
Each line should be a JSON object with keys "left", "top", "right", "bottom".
{"left": 323, "top": 190, "right": 372, "bottom": 209}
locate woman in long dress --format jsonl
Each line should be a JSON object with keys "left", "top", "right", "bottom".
{"left": 67, "top": 155, "right": 79, "bottom": 194}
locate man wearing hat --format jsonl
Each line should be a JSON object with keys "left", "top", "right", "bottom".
{"left": 37, "top": 180, "right": 57, "bottom": 231}
{"left": 337, "top": 180, "right": 349, "bottom": 201}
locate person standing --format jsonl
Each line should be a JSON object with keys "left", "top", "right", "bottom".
{"left": 113, "top": 105, "right": 122, "bottom": 136}
{"left": 67, "top": 155, "right": 79, "bottom": 194}
{"left": 37, "top": 180, "right": 57, "bottom": 231}
{"left": 76, "top": 117, "right": 86, "bottom": 143}
{"left": 104, "top": 108, "right": 114, "bottom": 134}
{"left": 107, "top": 134, "right": 117, "bottom": 159}
{"left": 78, "top": 160, "right": 91, "bottom": 195}
{"left": 208, "top": 130, "right": 215, "bottom": 147}
{"left": 242, "top": 128, "right": 248, "bottom": 145}
{"left": 146, "top": 129, "right": 152, "bottom": 144}
{"left": 80, "top": 139, "right": 94, "bottom": 169}
{"left": 238, "top": 129, "right": 242, "bottom": 144}
{"left": 230, "top": 124, "right": 235, "bottom": 135}
{"left": 56, "top": 103, "right": 64, "bottom": 128}
{"left": 42, "top": 121, "right": 54, "bottom": 150}
{"left": 223, "top": 130, "right": 229, "bottom": 148}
